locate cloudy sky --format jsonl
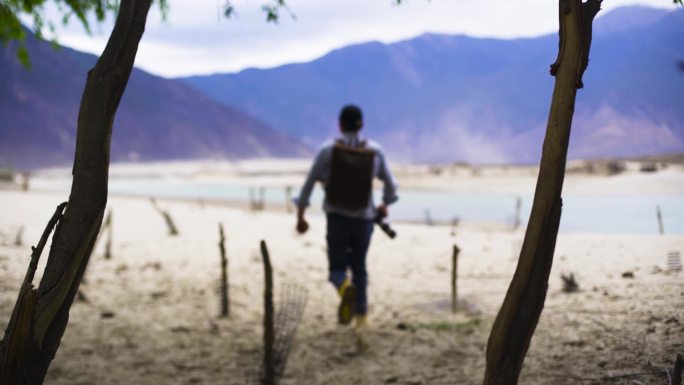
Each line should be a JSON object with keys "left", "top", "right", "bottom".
{"left": 42, "top": 0, "right": 673, "bottom": 78}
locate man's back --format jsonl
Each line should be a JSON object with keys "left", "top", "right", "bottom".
{"left": 327, "top": 139, "right": 376, "bottom": 211}
{"left": 294, "top": 133, "right": 398, "bottom": 220}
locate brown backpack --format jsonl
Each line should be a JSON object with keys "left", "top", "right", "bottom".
{"left": 326, "top": 140, "right": 376, "bottom": 210}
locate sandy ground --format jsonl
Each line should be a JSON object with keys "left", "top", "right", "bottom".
{"left": 0, "top": 169, "right": 683, "bottom": 385}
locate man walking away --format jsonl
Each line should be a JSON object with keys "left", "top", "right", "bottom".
{"left": 294, "top": 104, "right": 398, "bottom": 328}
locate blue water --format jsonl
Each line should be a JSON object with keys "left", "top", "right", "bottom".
{"left": 386, "top": 189, "right": 684, "bottom": 235}
{"left": 36, "top": 178, "right": 684, "bottom": 234}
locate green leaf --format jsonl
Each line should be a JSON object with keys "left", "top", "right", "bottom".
{"left": 223, "top": 4, "right": 235, "bottom": 18}
{"left": 17, "top": 44, "right": 31, "bottom": 68}
{"left": 263, "top": 5, "right": 278, "bottom": 23}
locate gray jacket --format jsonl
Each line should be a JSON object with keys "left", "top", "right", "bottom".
{"left": 294, "top": 132, "right": 399, "bottom": 219}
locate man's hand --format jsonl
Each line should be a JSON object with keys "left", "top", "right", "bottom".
{"left": 377, "top": 204, "right": 388, "bottom": 219}
{"left": 296, "top": 217, "right": 309, "bottom": 234}
{"left": 296, "top": 207, "right": 309, "bottom": 234}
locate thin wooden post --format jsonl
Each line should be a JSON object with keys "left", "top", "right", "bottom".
{"left": 674, "top": 353, "right": 683, "bottom": 385}
{"left": 657, "top": 205, "right": 664, "bottom": 234}
{"left": 451, "top": 244, "right": 460, "bottom": 313}
{"left": 150, "top": 198, "right": 179, "bottom": 236}
{"left": 81, "top": 209, "right": 112, "bottom": 285}
{"left": 513, "top": 196, "right": 522, "bottom": 230}
{"left": 20, "top": 172, "right": 29, "bottom": 192}
{"left": 450, "top": 217, "right": 460, "bottom": 237}
{"left": 103, "top": 210, "right": 113, "bottom": 260}
{"left": 14, "top": 226, "right": 24, "bottom": 247}
{"left": 424, "top": 209, "right": 433, "bottom": 226}
{"left": 259, "top": 187, "right": 266, "bottom": 211}
{"left": 163, "top": 213, "right": 178, "bottom": 236}
{"left": 219, "top": 224, "right": 229, "bottom": 318}
{"left": 260, "top": 240, "right": 275, "bottom": 385}
{"left": 668, "top": 251, "right": 682, "bottom": 273}
{"left": 285, "top": 186, "right": 293, "bottom": 213}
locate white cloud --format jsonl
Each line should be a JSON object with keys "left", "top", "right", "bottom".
{"left": 40, "top": 0, "right": 674, "bottom": 77}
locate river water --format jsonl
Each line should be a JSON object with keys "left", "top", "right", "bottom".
{"left": 31, "top": 177, "right": 683, "bottom": 234}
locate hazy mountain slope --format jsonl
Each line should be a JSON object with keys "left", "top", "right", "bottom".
{"left": 0, "top": 32, "right": 310, "bottom": 169}
{"left": 182, "top": 6, "right": 684, "bottom": 164}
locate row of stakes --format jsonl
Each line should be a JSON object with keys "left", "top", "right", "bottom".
{"left": 157, "top": 186, "right": 669, "bottom": 235}
{"left": 148, "top": 193, "right": 462, "bottom": 317}
{"left": 249, "top": 186, "right": 294, "bottom": 213}
{"left": 91, "top": 197, "right": 463, "bottom": 384}
{"left": 7, "top": 179, "right": 680, "bottom": 384}
{"left": 86, "top": 196, "right": 680, "bottom": 316}
{"left": 236, "top": 191, "right": 674, "bottom": 235}
{"left": 76, "top": 198, "right": 680, "bottom": 384}
{"left": 433, "top": 198, "right": 670, "bottom": 234}
{"left": 82, "top": 204, "right": 307, "bottom": 385}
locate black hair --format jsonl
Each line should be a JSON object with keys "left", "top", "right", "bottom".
{"left": 338, "top": 105, "right": 363, "bottom": 132}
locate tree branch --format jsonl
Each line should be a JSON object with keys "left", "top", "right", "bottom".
{"left": 0, "top": 202, "right": 66, "bottom": 373}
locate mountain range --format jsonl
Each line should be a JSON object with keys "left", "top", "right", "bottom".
{"left": 1, "top": 6, "right": 682, "bottom": 168}
{"left": 0, "top": 32, "right": 310, "bottom": 169}
{"left": 182, "top": 6, "right": 684, "bottom": 164}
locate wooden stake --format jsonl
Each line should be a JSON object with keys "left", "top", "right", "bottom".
{"left": 513, "top": 196, "right": 522, "bottom": 230}
{"left": 657, "top": 205, "right": 664, "bottom": 235}
{"left": 424, "top": 209, "right": 433, "bottom": 226}
{"left": 285, "top": 186, "right": 293, "bottom": 213}
{"left": 103, "top": 210, "right": 113, "bottom": 260}
{"left": 258, "top": 187, "right": 266, "bottom": 211}
{"left": 14, "top": 226, "right": 24, "bottom": 247}
{"left": 219, "top": 224, "right": 229, "bottom": 318}
{"left": 163, "top": 212, "right": 178, "bottom": 236}
{"left": 260, "top": 240, "right": 275, "bottom": 385}
{"left": 451, "top": 244, "right": 460, "bottom": 313}
{"left": 451, "top": 217, "right": 460, "bottom": 232}
{"left": 150, "top": 198, "right": 179, "bottom": 236}
{"left": 82, "top": 208, "right": 113, "bottom": 284}
{"left": 20, "top": 172, "right": 29, "bottom": 192}
{"left": 674, "top": 353, "right": 683, "bottom": 385}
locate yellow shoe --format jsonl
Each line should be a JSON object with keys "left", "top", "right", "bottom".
{"left": 354, "top": 314, "right": 368, "bottom": 329}
{"left": 338, "top": 281, "right": 355, "bottom": 325}
{"left": 337, "top": 277, "right": 351, "bottom": 297}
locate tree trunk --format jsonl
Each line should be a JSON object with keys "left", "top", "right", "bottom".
{"left": 260, "top": 241, "right": 275, "bottom": 385}
{"left": 0, "top": 1, "right": 152, "bottom": 384}
{"left": 482, "top": 1, "right": 601, "bottom": 384}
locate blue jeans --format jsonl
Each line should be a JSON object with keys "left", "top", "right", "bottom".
{"left": 326, "top": 213, "right": 374, "bottom": 314}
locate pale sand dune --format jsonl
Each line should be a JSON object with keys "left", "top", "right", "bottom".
{"left": 32, "top": 159, "right": 684, "bottom": 195}
{"left": 0, "top": 181, "right": 682, "bottom": 384}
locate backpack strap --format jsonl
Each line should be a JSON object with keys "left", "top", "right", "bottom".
{"left": 335, "top": 138, "right": 373, "bottom": 153}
